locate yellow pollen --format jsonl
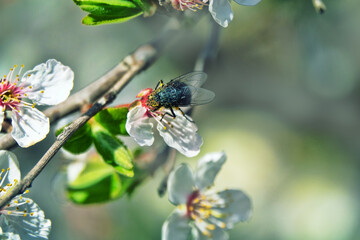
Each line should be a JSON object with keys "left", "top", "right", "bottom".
{"left": 19, "top": 196, "right": 23, "bottom": 200}
{"left": 7, "top": 168, "right": 9, "bottom": 171}
{"left": 27, "top": 74, "right": 31, "bottom": 77}
{"left": 40, "top": 90, "right": 44, "bottom": 93}
{"left": 3, "top": 75, "right": 6, "bottom": 78}
{"left": 13, "top": 82, "right": 17, "bottom": 85}
{"left": 14, "top": 179, "right": 18, "bottom": 183}
{"left": 25, "top": 190, "right": 29, "bottom": 193}
{"left": 30, "top": 212, "right": 34, "bottom": 216}
{"left": 163, "top": 126, "right": 166, "bottom": 130}
{"left": 24, "top": 94, "right": 27, "bottom": 97}
{"left": 32, "top": 103, "right": 36, "bottom": 108}
{"left": 219, "top": 222, "right": 226, "bottom": 228}
{"left": 21, "top": 87, "right": 23, "bottom": 89}
{"left": 29, "top": 86, "right": 32, "bottom": 89}
{"left": 8, "top": 211, "right": 11, "bottom": 215}
{"left": 10, "top": 68, "right": 13, "bottom": 71}
{"left": 21, "top": 64, "right": 24, "bottom": 68}
{"left": 206, "top": 224, "right": 216, "bottom": 230}
{"left": 202, "top": 230, "right": 212, "bottom": 237}
{"left": 14, "top": 65, "right": 17, "bottom": 68}
{"left": 2, "top": 169, "right": 5, "bottom": 173}
{"left": 193, "top": 198, "right": 200, "bottom": 204}
{"left": 26, "top": 200, "right": 30, "bottom": 203}
{"left": 23, "top": 213, "right": 27, "bottom": 217}
{"left": 14, "top": 200, "right": 18, "bottom": 204}
{"left": 189, "top": 206, "right": 194, "bottom": 212}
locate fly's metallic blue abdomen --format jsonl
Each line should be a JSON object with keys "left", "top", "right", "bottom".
{"left": 155, "top": 81, "right": 192, "bottom": 108}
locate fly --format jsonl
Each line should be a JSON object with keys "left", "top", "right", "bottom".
{"left": 146, "top": 72, "right": 215, "bottom": 121}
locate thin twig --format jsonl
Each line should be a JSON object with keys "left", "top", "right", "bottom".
{"left": 0, "top": 21, "right": 182, "bottom": 209}
{"left": 194, "top": 20, "right": 221, "bottom": 72}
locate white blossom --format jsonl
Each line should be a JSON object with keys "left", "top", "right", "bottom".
{"left": 162, "top": 152, "right": 252, "bottom": 240}
{"left": 0, "top": 150, "right": 51, "bottom": 239}
{"left": 0, "top": 59, "right": 74, "bottom": 147}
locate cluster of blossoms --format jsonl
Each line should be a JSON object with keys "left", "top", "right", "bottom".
{"left": 126, "top": 88, "right": 203, "bottom": 158}
{"left": 0, "top": 151, "right": 51, "bottom": 239}
{"left": 169, "top": 0, "right": 262, "bottom": 27}
{"left": 0, "top": 59, "right": 74, "bottom": 147}
{"left": 162, "top": 152, "right": 252, "bottom": 239}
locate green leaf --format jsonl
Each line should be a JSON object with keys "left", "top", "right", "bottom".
{"left": 73, "top": 0, "right": 143, "bottom": 25}
{"left": 92, "top": 123, "right": 134, "bottom": 176}
{"left": 82, "top": 12, "right": 142, "bottom": 25}
{"left": 67, "top": 161, "right": 124, "bottom": 204}
{"left": 56, "top": 123, "right": 93, "bottom": 154}
{"left": 94, "top": 107, "right": 129, "bottom": 136}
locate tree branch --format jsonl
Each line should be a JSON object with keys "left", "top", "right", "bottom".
{"left": 0, "top": 20, "right": 181, "bottom": 150}
{"left": 0, "top": 20, "right": 182, "bottom": 209}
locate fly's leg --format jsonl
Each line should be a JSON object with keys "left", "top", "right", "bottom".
{"left": 155, "top": 80, "right": 164, "bottom": 90}
{"left": 160, "top": 107, "right": 177, "bottom": 122}
{"left": 177, "top": 107, "right": 195, "bottom": 123}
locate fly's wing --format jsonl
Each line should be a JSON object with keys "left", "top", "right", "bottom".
{"left": 187, "top": 85, "right": 215, "bottom": 105}
{"left": 170, "top": 72, "right": 207, "bottom": 88}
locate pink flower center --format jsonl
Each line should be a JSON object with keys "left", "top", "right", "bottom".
{"left": 171, "top": 0, "right": 208, "bottom": 11}
{"left": 0, "top": 79, "right": 25, "bottom": 111}
{"left": 0, "top": 65, "right": 37, "bottom": 113}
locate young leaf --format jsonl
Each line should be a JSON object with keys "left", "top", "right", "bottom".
{"left": 94, "top": 107, "right": 129, "bottom": 136}
{"left": 92, "top": 123, "right": 134, "bottom": 176}
{"left": 73, "top": 0, "right": 143, "bottom": 25}
{"left": 67, "top": 161, "right": 124, "bottom": 204}
{"left": 56, "top": 123, "right": 93, "bottom": 154}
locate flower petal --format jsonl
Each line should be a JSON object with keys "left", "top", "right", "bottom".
{"left": 209, "top": 0, "right": 234, "bottom": 28}
{"left": 0, "top": 109, "right": 4, "bottom": 132}
{"left": 233, "top": 0, "right": 261, "bottom": 6}
{"left": 0, "top": 197, "right": 51, "bottom": 239}
{"left": 211, "top": 189, "right": 252, "bottom": 228}
{"left": 162, "top": 210, "right": 191, "bottom": 240}
{"left": 157, "top": 112, "right": 202, "bottom": 157}
{"left": 194, "top": 152, "right": 226, "bottom": 190}
{"left": 125, "top": 105, "right": 154, "bottom": 146}
{"left": 0, "top": 151, "right": 20, "bottom": 194}
{"left": 168, "top": 164, "right": 195, "bottom": 205}
{"left": 22, "top": 59, "right": 74, "bottom": 105}
{"left": 191, "top": 226, "right": 229, "bottom": 240}
{"left": 0, "top": 230, "right": 20, "bottom": 240}
{"left": 11, "top": 107, "right": 49, "bottom": 148}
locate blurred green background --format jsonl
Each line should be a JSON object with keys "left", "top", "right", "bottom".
{"left": 1, "top": 0, "right": 360, "bottom": 239}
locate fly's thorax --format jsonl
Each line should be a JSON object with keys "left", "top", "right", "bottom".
{"left": 146, "top": 90, "right": 161, "bottom": 110}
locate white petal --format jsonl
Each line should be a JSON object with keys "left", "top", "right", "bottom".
{"left": 168, "top": 164, "right": 195, "bottom": 205}
{"left": 157, "top": 112, "right": 202, "bottom": 157}
{"left": 0, "top": 109, "right": 4, "bottom": 132}
{"left": 195, "top": 152, "right": 226, "bottom": 190}
{"left": 125, "top": 105, "right": 154, "bottom": 146}
{"left": 211, "top": 189, "right": 252, "bottom": 228}
{"left": 209, "top": 0, "right": 234, "bottom": 28}
{"left": 0, "top": 197, "right": 51, "bottom": 239}
{"left": 233, "top": 0, "right": 261, "bottom": 6}
{"left": 191, "top": 226, "right": 229, "bottom": 240}
{"left": 11, "top": 107, "right": 49, "bottom": 148}
{"left": 0, "top": 230, "right": 20, "bottom": 240}
{"left": 21, "top": 59, "right": 74, "bottom": 105}
{"left": 0, "top": 151, "right": 20, "bottom": 194}
{"left": 162, "top": 210, "right": 191, "bottom": 240}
